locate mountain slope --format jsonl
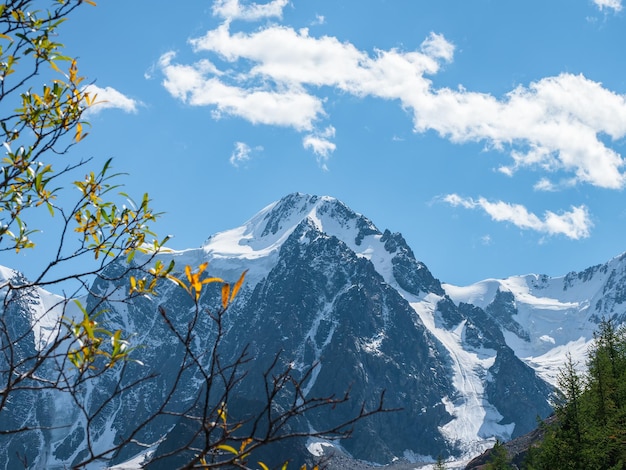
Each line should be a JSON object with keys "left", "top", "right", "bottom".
{"left": 444, "top": 254, "right": 626, "bottom": 386}
{"left": 4, "top": 193, "right": 618, "bottom": 468}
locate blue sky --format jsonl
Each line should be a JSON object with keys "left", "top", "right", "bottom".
{"left": 6, "top": 0, "right": 626, "bottom": 286}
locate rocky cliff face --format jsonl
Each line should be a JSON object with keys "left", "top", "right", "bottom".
{"left": 5, "top": 193, "right": 620, "bottom": 468}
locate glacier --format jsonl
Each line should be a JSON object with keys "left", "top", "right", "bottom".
{"left": 1, "top": 192, "right": 625, "bottom": 468}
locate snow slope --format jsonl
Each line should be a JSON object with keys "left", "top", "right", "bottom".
{"left": 444, "top": 254, "right": 626, "bottom": 385}
{"left": 150, "top": 194, "right": 552, "bottom": 457}
{"left": 3, "top": 193, "right": 624, "bottom": 467}
{"left": 141, "top": 194, "right": 556, "bottom": 457}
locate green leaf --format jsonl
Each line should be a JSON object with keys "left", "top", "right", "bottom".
{"left": 101, "top": 157, "right": 112, "bottom": 176}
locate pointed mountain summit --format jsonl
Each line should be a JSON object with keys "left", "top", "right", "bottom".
{"left": 200, "top": 192, "right": 443, "bottom": 296}
{"left": 6, "top": 193, "right": 620, "bottom": 468}
{"left": 220, "top": 193, "right": 379, "bottom": 247}
{"left": 104, "top": 194, "right": 553, "bottom": 464}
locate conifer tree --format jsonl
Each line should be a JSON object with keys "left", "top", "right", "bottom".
{"left": 433, "top": 454, "right": 447, "bottom": 470}
{"left": 524, "top": 319, "right": 626, "bottom": 470}
{"left": 485, "top": 440, "right": 511, "bottom": 470}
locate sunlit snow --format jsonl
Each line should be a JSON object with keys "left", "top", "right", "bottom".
{"left": 444, "top": 260, "right": 619, "bottom": 386}
{"left": 3, "top": 194, "right": 624, "bottom": 468}
{"left": 410, "top": 294, "right": 512, "bottom": 458}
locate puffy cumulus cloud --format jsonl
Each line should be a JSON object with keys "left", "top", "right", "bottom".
{"left": 593, "top": 0, "right": 622, "bottom": 12}
{"left": 443, "top": 194, "right": 593, "bottom": 239}
{"left": 212, "top": 0, "right": 289, "bottom": 21}
{"left": 229, "top": 141, "right": 262, "bottom": 167}
{"left": 159, "top": 52, "right": 323, "bottom": 130}
{"left": 159, "top": 21, "right": 626, "bottom": 185}
{"left": 83, "top": 85, "right": 141, "bottom": 115}
{"left": 410, "top": 73, "right": 626, "bottom": 189}
{"left": 160, "top": 23, "right": 450, "bottom": 163}
{"left": 420, "top": 32, "right": 455, "bottom": 63}
{"left": 189, "top": 23, "right": 444, "bottom": 90}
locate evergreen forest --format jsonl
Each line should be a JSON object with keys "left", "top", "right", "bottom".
{"left": 523, "top": 319, "right": 626, "bottom": 469}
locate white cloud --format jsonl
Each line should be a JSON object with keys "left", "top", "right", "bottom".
{"left": 312, "top": 14, "right": 325, "bottom": 26}
{"left": 212, "top": 0, "right": 289, "bottom": 21}
{"left": 159, "top": 21, "right": 626, "bottom": 186}
{"left": 443, "top": 194, "right": 593, "bottom": 239}
{"left": 533, "top": 178, "right": 557, "bottom": 192}
{"left": 229, "top": 141, "right": 261, "bottom": 167}
{"left": 83, "top": 85, "right": 140, "bottom": 115}
{"left": 303, "top": 126, "right": 336, "bottom": 168}
{"left": 161, "top": 23, "right": 449, "bottom": 161}
{"left": 533, "top": 177, "right": 578, "bottom": 192}
{"left": 420, "top": 32, "right": 455, "bottom": 63}
{"left": 159, "top": 52, "right": 322, "bottom": 130}
{"left": 593, "top": 0, "right": 622, "bottom": 12}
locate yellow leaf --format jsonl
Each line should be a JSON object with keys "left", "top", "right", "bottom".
{"left": 0, "top": 33, "right": 12, "bottom": 41}
{"left": 221, "top": 283, "right": 230, "bottom": 309}
{"left": 198, "top": 261, "right": 208, "bottom": 274}
{"left": 258, "top": 463, "right": 270, "bottom": 470}
{"left": 216, "top": 444, "right": 238, "bottom": 455}
{"left": 84, "top": 0, "right": 97, "bottom": 5}
{"left": 240, "top": 438, "right": 253, "bottom": 453}
{"left": 230, "top": 269, "right": 247, "bottom": 301}
{"left": 192, "top": 274, "right": 202, "bottom": 298}
{"left": 218, "top": 402, "right": 227, "bottom": 424}
{"left": 50, "top": 60, "right": 61, "bottom": 74}
{"left": 185, "top": 265, "right": 192, "bottom": 283}
{"left": 75, "top": 122, "right": 83, "bottom": 142}
{"left": 166, "top": 274, "right": 189, "bottom": 292}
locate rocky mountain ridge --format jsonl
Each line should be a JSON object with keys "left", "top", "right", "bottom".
{"left": 1, "top": 193, "right": 625, "bottom": 468}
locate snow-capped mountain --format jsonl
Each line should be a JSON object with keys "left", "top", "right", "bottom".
{"left": 1, "top": 193, "right": 624, "bottom": 468}
{"left": 444, "top": 255, "right": 626, "bottom": 387}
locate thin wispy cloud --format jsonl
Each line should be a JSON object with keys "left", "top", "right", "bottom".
{"left": 593, "top": 0, "right": 622, "bottom": 12}
{"left": 212, "top": 0, "right": 289, "bottom": 21}
{"left": 312, "top": 14, "right": 325, "bottom": 26}
{"left": 533, "top": 178, "right": 558, "bottom": 192}
{"left": 229, "top": 141, "right": 261, "bottom": 167}
{"left": 443, "top": 194, "right": 593, "bottom": 240}
{"left": 83, "top": 85, "right": 141, "bottom": 115}
{"left": 420, "top": 32, "right": 455, "bottom": 63}
{"left": 303, "top": 125, "right": 336, "bottom": 169}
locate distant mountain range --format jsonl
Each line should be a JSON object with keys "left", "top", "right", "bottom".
{"left": 2, "top": 192, "right": 625, "bottom": 468}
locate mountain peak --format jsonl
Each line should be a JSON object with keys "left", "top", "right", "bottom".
{"left": 260, "top": 192, "right": 323, "bottom": 237}
{"left": 194, "top": 193, "right": 447, "bottom": 296}
{"left": 202, "top": 193, "right": 379, "bottom": 257}
{"left": 259, "top": 192, "right": 377, "bottom": 240}
{"left": 195, "top": 193, "right": 382, "bottom": 288}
